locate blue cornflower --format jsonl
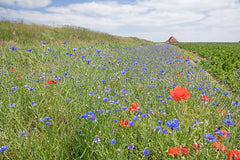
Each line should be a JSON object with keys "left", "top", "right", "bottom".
{"left": 28, "top": 49, "right": 32, "bottom": 52}
{"left": 114, "top": 109, "right": 119, "bottom": 112}
{"left": 223, "top": 92, "right": 229, "bottom": 96}
{"left": 28, "top": 88, "right": 34, "bottom": 91}
{"left": 113, "top": 119, "right": 118, "bottom": 123}
{"left": 11, "top": 87, "right": 17, "bottom": 91}
{"left": 88, "top": 111, "right": 94, "bottom": 115}
{"left": 158, "top": 120, "right": 162, "bottom": 124}
{"left": 9, "top": 103, "right": 15, "bottom": 107}
{"left": 110, "top": 139, "right": 116, "bottom": 144}
{"left": 167, "top": 118, "right": 179, "bottom": 130}
{"left": 128, "top": 121, "right": 135, "bottom": 126}
{"left": 223, "top": 118, "right": 234, "bottom": 126}
{"left": 79, "top": 114, "right": 88, "bottom": 118}
{"left": 86, "top": 59, "right": 92, "bottom": 63}
{"left": 133, "top": 116, "right": 139, "bottom": 121}
{"left": 226, "top": 113, "right": 234, "bottom": 117}
{"left": 122, "top": 69, "right": 127, "bottom": 74}
{"left": 141, "top": 113, "right": 147, "bottom": 118}
{"left": 101, "top": 80, "right": 106, "bottom": 83}
{"left": 63, "top": 42, "right": 67, "bottom": 44}
{"left": 122, "top": 106, "right": 127, "bottom": 110}
{"left": 99, "top": 109, "right": 105, "bottom": 114}
{"left": 78, "top": 131, "right": 81, "bottom": 134}
{"left": 160, "top": 69, "right": 165, "bottom": 73}
{"left": 89, "top": 115, "right": 97, "bottom": 120}
{"left": 161, "top": 129, "right": 167, "bottom": 134}
{"left": 156, "top": 126, "right": 161, "bottom": 130}
{"left": 136, "top": 110, "right": 141, "bottom": 114}
{"left": 89, "top": 91, "right": 95, "bottom": 96}
{"left": 20, "top": 131, "right": 28, "bottom": 137}
{"left": 0, "top": 145, "right": 8, "bottom": 152}
{"left": 44, "top": 116, "right": 50, "bottom": 121}
{"left": 9, "top": 46, "right": 17, "bottom": 51}
{"left": 205, "top": 133, "right": 216, "bottom": 142}
{"left": 149, "top": 110, "right": 154, "bottom": 114}
{"left": 94, "top": 137, "right": 100, "bottom": 143}
{"left": 128, "top": 144, "right": 134, "bottom": 150}
{"left": 45, "top": 121, "right": 51, "bottom": 125}
{"left": 143, "top": 149, "right": 149, "bottom": 155}
{"left": 103, "top": 97, "right": 109, "bottom": 101}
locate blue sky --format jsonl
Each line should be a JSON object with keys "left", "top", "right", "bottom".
{"left": 0, "top": 0, "right": 240, "bottom": 42}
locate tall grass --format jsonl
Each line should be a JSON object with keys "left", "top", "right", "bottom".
{"left": 0, "top": 21, "right": 154, "bottom": 47}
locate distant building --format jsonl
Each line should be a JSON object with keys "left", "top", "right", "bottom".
{"left": 167, "top": 36, "right": 179, "bottom": 43}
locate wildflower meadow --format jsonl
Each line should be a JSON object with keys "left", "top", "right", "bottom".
{"left": 0, "top": 32, "right": 240, "bottom": 159}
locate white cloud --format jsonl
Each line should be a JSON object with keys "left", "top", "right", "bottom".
{"left": 0, "top": 0, "right": 51, "bottom": 8}
{"left": 0, "top": 0, "right": 240, "bottom": 42}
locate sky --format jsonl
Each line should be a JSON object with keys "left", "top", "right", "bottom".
{"left": 0, "top": 0, "right": 240, "bottom": 42}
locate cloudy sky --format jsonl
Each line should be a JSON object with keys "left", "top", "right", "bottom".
{"left": 0, "top": 0, "right": 240, "bottom": 42}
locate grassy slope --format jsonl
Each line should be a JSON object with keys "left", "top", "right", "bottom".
{"left": 0, "top": 21, "right": 154, "bottom": 47}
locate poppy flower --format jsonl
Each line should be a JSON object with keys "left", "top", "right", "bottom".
{"left": 53, "top": 80, "right": 57, "bottom": 84}
{"left": 11, "top": 69, "right": 16, "bottom": 72}
{"left": 238, "top": 122, "right": 240, "bottom": 127}
{"left": 212, "top": 142, "right": 227, "bottom": 152}
{"left": 170, "top": 86, "right": 191, "bottom": 101}
{"left": 45, "top": 80, "right": 52, "bottom": 85}
{"left": 216, "top": 109, "right": 226, "bottom": 115}
{"left": 168, "top": 146, "right": 180, "bottom": 155}
{"left": 129, "top": 102, "right": 140, "bottom": 112}
{"left": 179, "top": 55, "right": 181, "bottom": 58}
{"left": 180, "top": 146, "right": 190, "bottom": 157}
{"left": 201, "top": 95, "right": 210, "bottom": 104}
{"left": 119, "top": 119, "right": 129, "bottom": 127}
{"left": 192, "top": 142, "right": 201, "bottom": 151}
{"left": 227, "top": 150, "right": 240, "bottom": 160}
{"left": 17, "top": 74, "right": 21, "bottom": 77}
{"left": 187, "top": 57, "right": 190, "bottom": 60}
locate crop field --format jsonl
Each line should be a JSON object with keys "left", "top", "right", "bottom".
{"left": 0, "top": 23, "right": 239, "bottom": 159}
{"left": 172, "top": 43, "right": 240, "bottom": 94}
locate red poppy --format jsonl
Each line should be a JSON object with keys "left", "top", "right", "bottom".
{"left": 168, "top": 146, "right": 180, "bottom": 155}
{"left": 180, "top": 146, "right": 190, "bottom": 157}
{"left": 129, "top": 102, "right": 140, "bottom": 112}
{"left": 187, "top": 57, "right": 190, "bottom": 60}
{"left": 11, "top": 69, "right": 16, "bottom": 72}
{"left": 168, "top": 146, "right": 189, "bottom": 157}
{"left": 212, "top": 142, "right": 227, "bottom": 151}
{"left": 17, "top": 74, "right": 21, "bottom": 77}
{"left": 45, "top": 80, "right": 52, "bottom": 85}
{"left": 179, "top": 55, "right": 181, "bottom": 58}
{"left": 238, "top": 122, "right": 240, "bottom": 127}
{"left": 192, "top": 142, "right": 201, "bottom": 151}
{"left": 53, "top": 80, "right": 57, "bottom": 84}
{"left": 217, "top": 109, "right": 226, "bottom": 115}
{"left": 201, "top": 95, "right": 210, "bottom": 104}
{"left": 119, "top": 119, "right": 129, "bottom": 127}
{"left": 170, "top": 86, "right": 191, "bottom": 101}
{"left": 227, "top": 150, "right": 240, "bottom": 160}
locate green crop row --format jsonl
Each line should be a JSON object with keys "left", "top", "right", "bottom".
{"left": 172, "top": 43, "right": 240, "bottom": 94}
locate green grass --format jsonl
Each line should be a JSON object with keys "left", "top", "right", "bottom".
{"left": 172, "top": 43, "right": 240, "bottom": 94}
{"left": 0, "top": 21, "right": 154, "bottom": 47}
{"left": 0, "top": 22, "right": 239, "bottom": 159}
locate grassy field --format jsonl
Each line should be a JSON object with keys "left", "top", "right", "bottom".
{"left": 172, "top": 43, "right": 240, "bottom": 94}
{"left": 0, "top": 22, "right": 239, "bottom": 159}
